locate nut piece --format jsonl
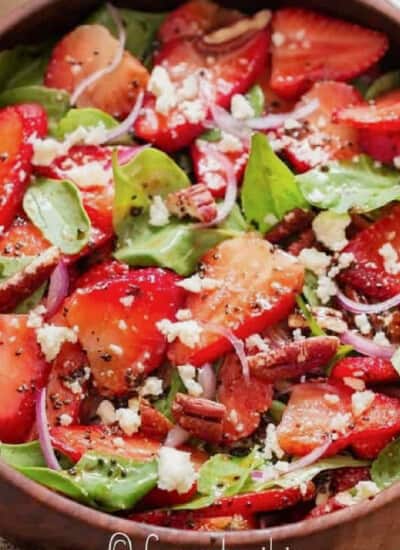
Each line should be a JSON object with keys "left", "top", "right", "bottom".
{"left": 265, "top": 208, "right": 315, "bottom": 245}
{"left": 203, "top": 10, "right": 271, "bottom": 45}
{"left": 248, "top": 336, "right": 339, "bottom": 382}
{"left": 166, "top": 184, "right": 217, "bottom": 223}
{"left": 139, "top": 399, "right": 172, "bottom": 439}
{"left": 172, "top": 392, "right": 226, "bottom": 443}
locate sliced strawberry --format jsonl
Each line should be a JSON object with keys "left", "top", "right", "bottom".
{"left": 331, "top": 357, "right": 399, "bottom": 385}
{"left": 255, "top": 64, "right": 296, "bottom": 114}
{"left": 270, "top": 8, "right": 388, "bottom": 100}
{"left": 191, "top": 139, "right": 248, "bottom": 198}
{"left": 281, "top": 81, "right": 362, "bottom": 173}
{"left": 158, "top": 0, "right": 242, "bottom": 44}
{"left": 330, "top": 467, "right": 370, "bottom": 493}
{"left": 307, "top": 498, "right": 345, "bottom": 519}
{"left": 139, "top": 399, "right": 173, "bottom": 439}
{"left": 134, "top": 26, "right": 269, "bottom": 152}
{"left": 45, "top": 25, "right": 149, "bottom": 118}
{"left": 65, "top": 267, "right": 185, "bottom": 395}
{"left": 140, "top": 484, "right": 198, "bottom": 510}
{"left": 335, "top": 89, "right": 400, "bottom": 131}
{"left": 359, "top": 128, "right": 400, "bottom": 165}
{"left": 217, "top": 353, "right": 272, "bottom": 442}
{"left": 15, "top": 103, "right": 48, "bottom": 141}
{"left": 130, "top": 509, "right": 256, "bottom": 530}
{"left": 0, "top": 314, "right": 49, "bottom": 443}
{"left": 168, "top": 235, "right": 304, "bottom": 367}
{"left": 0, "top": 215, "right": 50, "bottom": 257}
{"left": 72, "top": 259, "right": 130, "bottom": 290}
{"left": 350, "top": 433, "right": 394, "bottom": 460}
{"left": 340, "top": 203, "right": 400, "bottom": 300}
{"left": 46, "top": 341, "right": 89, "bottom": 428}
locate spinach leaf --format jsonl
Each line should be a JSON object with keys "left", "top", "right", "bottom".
{"left": 246, "top": 85, "right": 265, "bottom": 117}
{"left": 154, "top": 370, "right": 185, "bottom": 422}
{"left": 302, "top": 271, "right": 321, "bottom": 308}
{"left": 296, "top": 295, "right": 325, "bottom": 337}
{"left": 269, "top": 400, "right": 286, "bottom": 423}
{"left": 199, "top": 128, "right": 223, "bottom": 143}
{"left": 55, "top": 107, "right": 118, "bottom": 139}
{"left": 87, "top": 5, "right": 165, "bottom": 64}
{"left": 23, "top": 178, "right": 91, "bottom": 255}
{"left": 15, "top": 283, "right": 48, "bottom": 314}
{"left": 241, "top": 133, "right": 308, "bottom": 233}
{"left": 0, "top": 256, "right": 34, "bottom": 282}
{"left": 0, "top": 43, "right": 52, "bottom": 91}
{"left": 0, "top": 441, "right": 46, "bottom": 468}
{"left": 366, "top": 71, "right": 400, "bottom": 101}
{"left": 0, "top": 86, "right": 70, "bottom": 134}
{"left": 297, "top": 155, "right": 400, "bottom": 214}
{"left": 371, "top": 438, "right": 400, "bottom": 489}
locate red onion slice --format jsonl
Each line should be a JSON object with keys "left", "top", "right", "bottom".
{"left": 337, "top": 289, "right": 400, "bottom": 315}
{"left": 205, "top": 323, "right": 249, "bottom": 380}
{"left": 103, "top": 90, "right": 144, "bottom": 143}
{"left": 209, "top": 104, "right": 252, "bottom": 143}
{"left": 247, "top": 98, "right": 320, "bottom": 131}
{"left": 46, "top": 261, "right": 69, "bottom": 320}
{"left": 70, "top": 3, "right": 126, "bottom": 106}
{"left": 164, "top": 425, "right": 190, "bottom": 448}
{"left": 341, "top": 330, "right": 395, "bottom": 359}
{"left": 36, "top": 388, "right": 61, "bottom": 471}
{"left": 116, "top": 144, "right": 150, "bottom": 165}
{"left": 198, "top": 363, "right": 216, "bottom": 400}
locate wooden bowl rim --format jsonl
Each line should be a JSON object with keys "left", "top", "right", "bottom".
{"left": 1, "top": 0, "right": 400, "bottom": 546}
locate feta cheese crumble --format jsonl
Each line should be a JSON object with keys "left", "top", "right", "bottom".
{"left": 115, "top": 407, "right": 141, "bottom": 436}
{"left": 36, "top": 324, "right": 78, "bottom": 362}
{"left": 157, "top": 447, "right": 197, "bottom": 494}
{"left": 149, "top": 195, "right": 170, "bottom": 227}
{"left": 157, "top": 319, "right": 203, "bottom": 348}
{"left": 140, "top": 376, "right": 163, "bottom": 397}
{"left": 147, "top": 66, "right": 177, "bottom": 115}
{"left": 379, "top": 242, "right": 400, "bottom": 275}
{"left": 312, "top": 211, "right": 351, "bottom": 251}
{"left": 351, "top": 390, "right": 375, "bottom": 417}
{"left": 298, "top": 248, "right": 331, "bottom": 276}
{"left": 230, "top": 94, "right": 255, "bottom": 120}
{"left": 264, "top": 423, "right": 285, "bottom": 460}
{"left": 177, "top": 364, "right": 203, "bottom": 397}
{"left": 177, "top": 274, "right": 222, "bottom": 293}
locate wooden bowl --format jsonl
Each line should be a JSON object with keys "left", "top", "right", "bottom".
{"left": 1, "top": 1, "right": 400, "bottom": 549}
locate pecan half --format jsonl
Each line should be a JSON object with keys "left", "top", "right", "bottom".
{"left": 172, "top": 392, "right": 226, "bottom": 443}
{"left": 265, "top": 209, "right": 315, "bottom": 245}
{"left": 0, "top": 246, "right": 60, "bottom": 312}
{"left": 248, "top": 336, "right": 339, "bottom": 382}
{"left": 140, "top": 399, "right": 173, "bottom": 439}
{"left": 287, "top": 228, "right": 316, "bottom": 256}
{"left": 289, "top": 307, "right": 348, "bottom": 334}
{"left": 166, "top": 184, "right": 217, "bottom": 223}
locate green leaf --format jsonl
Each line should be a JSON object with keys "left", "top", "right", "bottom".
{"left": 55, "top": 108, "right": 118, "bottom": 140}
{"left": 0, "top": 86, "right": 70, "bottom": 134}
{"left": 0, "top": 441, "right": 46, "bottom": 468}
{"left": 14, "top": 283, "right": 47, "bottom": 314}
{"left": 154, "top": 370, "right": 185, "bottom": 422}
{"left": 241, "top": 133, "right": 308, "bottom": 232}
{"left": 269, "top": 400, "right": 286, "bottom": 423}
{"left": 372, "top": 438, "right": 400, "bottom": 489}
{"left": 23, "top": 178, "right": 91, "bottom": 254}
{"left": 246, "top": 85, "right": 265, "bottom": 117}
{"left": 0, "top": 256, "right": 34, "bottom": 282}
{"left": 87, "top": 5, "right": 165, "bottom": 64}
{"left": 366, "top": 71, "right": 400, "bottom": 101}
{"left": 0, "top": 43, "right": 52, "bottom": 91}
{"left": 302, "top": 271, "right": 321, "bottom": 308}
{"left": 297, "top": 155, "right": 400, "bottom": 214}
{"left": 296, "top": 295, "right": 325, "bottom": 337}
{"left": 199, "top": 128, "right": 223, "bottom": 143}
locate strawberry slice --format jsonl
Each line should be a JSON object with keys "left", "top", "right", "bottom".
{"left": 331, "top": 357, "right": 399, "bottom": 385}
{"left": 281, "top": 81, "right": 362, "bottom": 173}
{"left": 134, "top": 24, "right": 269, "bottom": 152}
{"left": 359, "top": 128, "right": 400, "bottom": 165}
{"left": 158, "top": 0, "right": 242, "bottom": 44}
{"left": 45, "top": 25, "right": 149, "bottom": 118}
{"left": 130, "top": 509, "right": 256, "bottom": 530}
{"left": 278, "top": 380, "right": 400, "bottom": 458}
{"left": 0, "top": 314, "right": 49, "bottom": 443}
{"left": 340, "top": 203, "right": 400, "bottom": 300}
{"left": 0, "top": 215, "right": 50, "bottom": 257}
{"left": 65, "top": 267, "right": 185, "bottom": 395}
{"left": 270, "top": 8, "right": 388, "bottom": 100}
{"left": 217, "top": 354, "right": 272, "bottom": 442}
{"left": 46, "top": 341, "right": 89, "bottom": 428}
{"left": 168, "top": 235, "right": 303, "bottom": 367}
{"left": 191, "top": 139, "right": 248, "bottom": 198}
{"left": 15, "top": 103, "right": 48, "bottom": 141}
{"left": 335, "top": 89, "right": 400, "bottom": 131}
{"left": 330, "top": 467, "right": 371, "bottom": 493}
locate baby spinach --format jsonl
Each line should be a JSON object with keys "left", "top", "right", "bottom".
{"left": 371, "top": 438, "right": 400, "bottom": 489}
{"left": 366, "top": 71, "right": 400, "bottom": 101}
{"left": 55, "top": 107, "right": 118, "bottom": 139}
{"left": 87, "top": 5, "right": 165, "bottom": 64}
{"left": 297, "top": 155, "right": 400, "bottom": 214}
{"left": 0, "top": 441, "right": 46, "bottom": 468}
{"left": 0, "top": 42, "right": 52, "bottom": 91}
{"left": 23, "top": 178, "right": 91, "bottom": 255}
{"left": 154, "top": 370, "right": 186, "bottom": 422}
{"left": 14, "top": 283, "right": 48, "bottom": 314}
{"left": 0, "top": 256, "right": 35, "bottom": 282}
{"left": 269, "top": 400, "right": 286, "bottom": 423}
{"left": 241, "top": 133, "right": 308, "bottom": 233}
{"left": 246, "top": 85, "right": 265, "bottom": 117}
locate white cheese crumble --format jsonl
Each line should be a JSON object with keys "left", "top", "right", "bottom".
{"left": 351, "top": 390, "right": 375, "bottom": 417}
{"left": 63, "top": 161, "right": 111, "bottom": 188}
{"left": 59, "top": 413, "right": 73, "bottom": 426}
{"left": 354, "top": 314, "right": 372, "bottom": 336}
{"left": 36, "top": 324, "right": 78, "bottom": 362}
{"left": 217, "top": 132, "right": 243, "bottom": 153}
{"left": 230, "top": 94, "right": 255, "bottom": 120}
{"left": 180, "top": 100, "right": 207, "bottom": 124}
{"left": 245, "top": 333, "right": 270, "bottom": 353}
{"left": 335, "top": 481, "right": 380, "bottom": 507}
{"left": 264, "top": 423, "right": 285, "bottom": 460}
{"left": 147, "top": 66, "right": 177, "bottom": 115}
{"left": 157, "top": 447, "right": 197, "bottom": 494}
{"left": 373, "top": 331, "right": 391, "bottom": 346}
{"left": 115, "top": 407, "right": 141, "bottom": 436}
{"left": 177, "top": 274, "right": 222, "bottom": 293}
{"left": 312, "top": 211, "right": 351, "bottom": 251}
{"left": 149, "top": 195, "right": 170, "bottom": 227}
{"left": 378, "top": 243, "right": 400, "bottom": 275}
{"left": 316, "top": 275, "right": 337, "bottom": 304}
{"left": 140, "top": 376, "right": 163, "bottom": 397}
{"left": 157, "top": 319, "right": 203, "bottom": 348}
{"left": 97, "top": 400, "right": 116, "bottom": 425}
{"left": 177, "top": 364, "right": 203, "bottom": 397}
{"left": 298, "top": 247, "right": 331, "bottom": 276}
{"left": 27, "top": 305, "right": 47, "bottom": 328}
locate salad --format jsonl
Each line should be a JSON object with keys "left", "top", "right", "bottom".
{"left": 1, "top": 0, "right": 400, "bottom": 533}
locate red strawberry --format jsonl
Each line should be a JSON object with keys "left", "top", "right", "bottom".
{"left": 158, "top": 0, "right": 242, "bottom": 44}
{"left": 167, "top": 234, "right": 304, "bottom": 367}
{"left": 130, "top": 509, "right": 256, "bottom": 530}
{"left": 217, "top": 354, "right": 272, "bottom": 442}
{"left": 307, "top": 498, "right": 345, "bottom": 519}
{"left": 281, "top": 81, "right": 362, "bottom": 173}
{"left": 331, "top": 357, "right": 399, "bottom": 385}
{"left": 330, "top": 467, "right": 370, "bottom": 493}
{"left": 0, "top": 215, "right": 50, "bottom": 257}
{"left": 340, "top": 203, "right": 400, "bottom": 300}
{"left": 134, "top": 22, "right": 270, "bottom": 152}
{"left": 359, "top": 128, "right": 400, "bottom": 165}
{"left": 65, "top": 267, "right": 185, "bottom": 395}
{"left": 351, "top": 433, "right": 394, "bottom": 460}
{"left": 15, "top": 103, "right": 48, "bottom": 141}
{"left": 270, "top": 8, "right": 388, "bottom": 100}
{"left": 0, "top": 315, "right": 49, "bottom": 443}
{"left": 191, "top": 139, "right": 248, "bottom": 198}
{"left": 45, "top": 25, "right": 149, "bottom": 118}
{"left": 335, "top": 89, "right": 400, "bottom": 131}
